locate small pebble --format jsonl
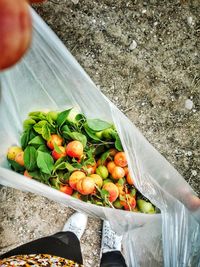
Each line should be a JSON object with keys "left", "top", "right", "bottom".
{"left": 191, "top": 170, "right": 197, "bottom": 176}
{"left": 185, "top": 99, "right": 193, "bottom": 110}
{"left": 71, "top": 0, "right": 79, "bottom": 4}
{"left": 185, "top": 151, "right": 192, "bottom": 156}
{"left": 187, "top": 16, "right": 193, "bottom": 26}
{"left": 129, "top": 40, "right": 137, "bottom": 50}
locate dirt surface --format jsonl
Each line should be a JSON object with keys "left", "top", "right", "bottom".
{"left": 0, "top": 0, "right": 199, "bottom": 266}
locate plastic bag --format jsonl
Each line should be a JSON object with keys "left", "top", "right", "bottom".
{"left": 0, "top": 9, "right": 199, "bottom": 267}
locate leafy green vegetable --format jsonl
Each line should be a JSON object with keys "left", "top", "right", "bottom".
{"left": 23, "top": 119, "right": 36, "bottom": 130}
{"left": 42, "top": 123, "right": 51, "bottom": 141}
{"left": 115, "top": 136, "right": 123, "bottom": 151}
{"left": 28, "top": 111, "right": 46, "bottom": 121}
{"left": 87, "top": 119, "right": 112, "bottom": 132}
{"left": 8, "top": 159, "right": 25, "bottom": 172}
{"left": 21, "top": 130, "right": 31, "bottom": 150}
{"left": 101, "top": 150, "right": 111, "bottom": 164}
{"left": 29, "top": 170, "right": 51, "bottom": 183}
{"left": 37, "top": 145, "right": 50, "bottom": 153}
{"left": 61, "top": 124, "right": 71, "bottom": 133}
{"left": 56, "top": 109, "right": 71, "bottom": 128}
{"left": 33, "top": 120, "right": 47, "bottom": 134}
{"left": 37, "top": 151, "right": 54, "bottom": 175}
{"left": 24, "top": 146, "right": 37, "bottom": 171}
{"left": 53, "top": 142, "right": 63, "bottom": 153}
{"left": 65, "top": 162, "right": 76, "bottom": 172}
{"left": 84, "top": 125, "right": 101, "bottom": 141}
{"left": 53, "top": 162, "right": 67, "bottom": 173}
{"left": 53, "top": 161, "right": 76, "bottom": 173}
{"left": 29, "top": 136, "right": 45, "bottom": 146}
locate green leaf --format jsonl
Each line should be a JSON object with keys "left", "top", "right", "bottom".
{"left": 24, "top": 146, "right": 37, "bottom": 171}
{"left": 29, "top": 136, "right": 45, "bottom": 146}
{"left": 29, "top": 129, "right": 37, "bottom": 141}
{"left": 53, "top": 142, "right": 63, "bottom": 153}
{"left": 56, "top": 109, "right": 71, "bottom": 128}
{"left": 37, "top": 145, "right": 50, "bottom": 153}
{"left": 87, "top": 119, "right": 112, "bottom": 132}
{"left": 84, "top": 125, "right": 101, "bottom": 141}
{"left": 37, "top": 151, "right": 54, "bottom": 175}
{"left": 65, "top": 162, "right": 76, "bottom": 172}
{"left": 46, "top": 113, "right": 54, "bottom": 126}
{"left": 101, "top": 150, "right": 110, "bottom": 164}
{"left": 115, "top": 136, "right": 123, "bottom": 151}
{"left": 61, "top": 124, "right": 71, "bottom": 133}
{"left": 42, "top": 123, "right": 51, "bottom": 141}
{"left": 47, "top": 111, "right": 58, "bottom": 121}
{"left": 75, "top": 114, "right": 86, "bottom": 123}
{"left": 21, "top": 130, "right": 31, "bottom": 150}
{"left": 8, "top": 159, "right": 25, "bottom": 172}
{"left": 54, "top": 157, "right": 67, "bottom": 168}
{"left": 100, "top": 189, "right": 109, "bottom": 199}
{"left": 28, "top": 111, "right": 46, "bottom": 121}
{"left": 29, "top": 170, "right": 51, "bottom": 183}
{"left": 65, "top": 132, "right": 87, "bottom": 147}
{"left": 53, "top": 160, "right": 76, "bottom": 173}
{"left": 23, "top": 119, "right": 36, "bottom": 130}
{"left": 33, "top": 120, "right": 47, "bottom": 134}
{"left": 71, "top": 162, "right": 82, "bottom": 169}
{"left": 53, "top": 162, "right": 67, "bottom": 173}
{"left": 94, "top": 145, "right": 106, "bottom": 156}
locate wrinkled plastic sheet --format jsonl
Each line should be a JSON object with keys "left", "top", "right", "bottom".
{"left": 0, "top": 9, "right": 199, "bottom": 267}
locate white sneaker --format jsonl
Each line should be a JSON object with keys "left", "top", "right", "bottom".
{"left": 62, "top": 212, "right": 88, "bottom": 240}
{"left": 101, "top": 220, "right": 123, "bottom": 254}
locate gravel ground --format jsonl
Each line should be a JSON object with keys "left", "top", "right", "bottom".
{"left": 0, "top": 0, "right": 199, "bottom": 266}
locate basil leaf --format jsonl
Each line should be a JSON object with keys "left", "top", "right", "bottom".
{"left": 42, "top": 123, "right": 51, "bottom": 141}
{"left": 33, "top": 120, "right": 47, "bottom": 134}
{"left": 24, "top": 146, "right": 37, "bottom": 171}
{"left": 8, "top": 159, "right": 25, "bottom": 172}
{"left": 37, "top": 151, "right": 54, "bottom": 175}
{"left": 87, "top": 119, "right": 112, "bottom": 132}
{"left": 29, "top": 136, "right": 45, "bottom": 145}
{"left": 23, "top": 119, "right": 36, "bottom": 130}
{"left": 115, "top": 136, "right": 123, "bottom": 151}
{"left": 56, "top": 109, "right": 71, "bottom": 128}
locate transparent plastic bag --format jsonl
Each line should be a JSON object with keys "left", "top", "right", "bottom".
{"left": 0, "top": 9, "right": 199, "bottom": 267}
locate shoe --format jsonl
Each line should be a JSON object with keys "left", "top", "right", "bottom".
{"left": 101, "top": 220, "right": 122, "bottom": 254}
{"left": 62, "top": 212, "right": 88, "bottom": 240}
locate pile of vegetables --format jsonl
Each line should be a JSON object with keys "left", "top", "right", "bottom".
{"left": 7, "top": 108, "right": 156, "bottom": 213}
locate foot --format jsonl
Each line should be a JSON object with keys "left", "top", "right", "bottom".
{"left": 62, "top": 212, "right": 88, "bottom": 240}
{"left": 101, "top": 220, "right": 123, "bottom": 254}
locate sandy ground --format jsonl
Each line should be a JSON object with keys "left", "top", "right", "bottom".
{"left": 0, "top": 0, "right": 199, "bottom": 266}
